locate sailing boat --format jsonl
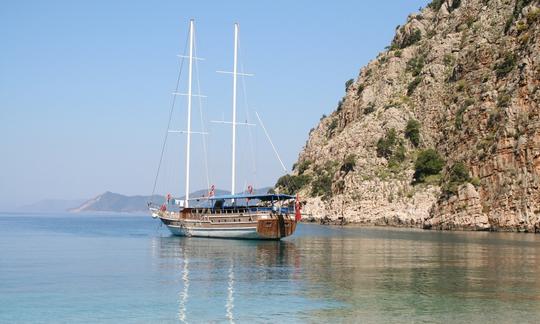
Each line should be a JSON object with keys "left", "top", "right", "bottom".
{"left": 149, "top": 20, "right": 300, "bottom": 240}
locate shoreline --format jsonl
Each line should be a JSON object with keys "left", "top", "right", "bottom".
{"left": 300, "top": 217, "right": 540, "bottom": 234}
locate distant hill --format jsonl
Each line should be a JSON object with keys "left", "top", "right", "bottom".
{"left": 69, "top": 187, "right": 271, "bottom": 213}
{"left": 17, "top": 199, "right": 86, "bottom": 213}
{"left": 69, "top": 192, "right": 165, "bottom": 213}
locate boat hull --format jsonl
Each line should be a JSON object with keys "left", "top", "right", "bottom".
{"left": 157, "top": 213, "right": 297, "bottom": 240}
{"left": 165, "top": 224, "right": 266, "bottom": 239}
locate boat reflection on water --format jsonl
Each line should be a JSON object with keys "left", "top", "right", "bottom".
{"left": 151, "top": 236, "right": 300, "bottom": 323}
{"left": 178, "top": 245, "right": 189, "bottom": 323}
{"left": 226, "top": 258, "right": 234, "bottom": 323}
{"left": 148, "top": 226, "right": 540, "bottom": 322}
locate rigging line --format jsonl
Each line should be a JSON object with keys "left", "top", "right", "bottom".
{"left": 150, "top": 26, "right": 190, "bottom": 203}
{"left": 194, "top": 38, "right": 211, "bottom": 190}
{"left": 255, "top": 111, "right": 288, "bottom": 173}
{"left": 240, "top": 60, "right": 258, "bottom": 189}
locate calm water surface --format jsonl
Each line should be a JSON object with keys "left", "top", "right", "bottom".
{"left": 1, "top": 213, "right": 539, "bottom": 323}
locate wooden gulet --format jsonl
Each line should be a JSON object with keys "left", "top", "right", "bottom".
{"left": 149, "top": 20, "right": 300, "bottom": 239}
{"left": 151, "top": 194, "right": 299, "bottom": 240}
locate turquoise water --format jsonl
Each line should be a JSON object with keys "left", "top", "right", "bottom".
{"left": 1, "top": 213, "right": 539, "bottom": 323}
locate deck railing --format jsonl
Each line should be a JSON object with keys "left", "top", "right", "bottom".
{"left": 150, "top": 202, "right": 293, "bottom": 221}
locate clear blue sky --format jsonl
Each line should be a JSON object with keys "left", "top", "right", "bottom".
{"left": 0, "top": 0, "right": 429, "bottom": 209}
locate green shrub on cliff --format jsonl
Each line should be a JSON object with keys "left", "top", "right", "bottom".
{"left": 363, "top": 104, "right": 376, "bottom": 115}
{"left": 341, "top": 154, "right": 356, "bottom": 173}
{"left": 414, "top": 149, "right": 445, "bottom": 183}
{"left": 455, "top": 106, "right": 467, "bottom": 130}
{"left": 407, "top": 76, "right": 422, "bottom": 95}
{"left": 345, "top": 78, "right": 354, "bottom": 91}
{"left": 376, "top": 128, "right": 398, "bottom": 159}
{"left": 274, "top": 174, "right": 311, "bottom": 195}
{"left": 497, "top": 91, "right": 512, "bottom": 108}
{"left": 294, "top": 159, "right": 312, "bottom": 175}
{"left": 407, "top": 54, "right": 425, "bottom": 77}
{"left": 450, "top": 0, "right": 461, "bottom": 11}
{"left": 377, "top": 129, "right": 408, "bottom": 171}
{"left": 428, "top": 0, "right": 445, "bottom": 11}
{"left": 495, "top": 53, "right": 516, "bottom": 78}
{"left": 311, "top": 173, "right": 332, "bottom": 199}
{"left": 487, "top": 109, "right": 503, "bottom": 129}
{"left": 336, "top": 99, "right": 344, "bottom": 112}
{"left": 443, "top": 53, "right": 456, "bottom": 67}
{"left": 388, "top": 142, "right": 406, "bottom": 170}
{"left": 441, "top": 161, "right": 471, "bottom": 195}
{"left": 448, "top": 161, "right": 470, "bottom": 183}
{"left": 526, "top": 7, "right": 540, "bottom": 22}
{"left": 401, "top": 29, "right": 422, "bottom": 48}
{"left": 310, "top": 161, "right": 338, "bottom": 200}
{"left": 405, "top": 119, "right": 421, "bottom": 147}
{"left": 327, "top": 119, "right": 338, "bottom": 137}
{"left": 513, "top": 0, "right": 535, "bottom": 20}
{"left": 456, "top": 79, "right": 467, "bottom": 92}
{"left": 357, "top": 83, "right": 365, "bottom": 96}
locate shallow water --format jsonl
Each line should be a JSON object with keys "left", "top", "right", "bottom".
{"left": 1, "top": 213, "right": 539, "bottom": 323}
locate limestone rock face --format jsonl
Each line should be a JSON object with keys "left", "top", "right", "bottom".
{"left": 292, "top": 0, "right": 540, "bottom": 232}
{"left": 426, "top": 183, "right": 490, "bottom": 230}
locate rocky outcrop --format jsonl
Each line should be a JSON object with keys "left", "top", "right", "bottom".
{"left": 287, "top": 0, "right": 540, "bottom": 232}
{"left": 426, "top": 183, "right": 490, "bottom": 230}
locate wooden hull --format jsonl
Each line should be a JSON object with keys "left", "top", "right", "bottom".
{"left": 157, "top": 211, "right": 297, "bottom": 240}
{"left": 256, "top": 216, "right": 297, "bottom": 239}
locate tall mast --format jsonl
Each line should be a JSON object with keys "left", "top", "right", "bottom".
{"left": 231, "top": 23, "right": 239, "bottom": 199}
{"left": 184, "top": 19, "right": 194, "bottom": 207}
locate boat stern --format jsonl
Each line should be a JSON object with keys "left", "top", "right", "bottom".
{"left": 256, "top": 216, "right": 297, "bottom": 239}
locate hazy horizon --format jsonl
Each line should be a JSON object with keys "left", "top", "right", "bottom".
{"left": 1, "top": 0, "right": 430, "bottom": 210}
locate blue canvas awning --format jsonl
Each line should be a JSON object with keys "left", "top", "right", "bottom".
{"left": 190, "top": 193, "right": 295, "bottom": 202}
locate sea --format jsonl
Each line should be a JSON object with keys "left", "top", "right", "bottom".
{"left": 1, "top": 213, "right": 539, "bottom": 323}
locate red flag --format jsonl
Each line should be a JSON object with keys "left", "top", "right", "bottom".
{"left": 247, "top": 185, "right": 254, "bottom": 203}
{"left": 295, "top": 194, "right": 302, "bottom": 222}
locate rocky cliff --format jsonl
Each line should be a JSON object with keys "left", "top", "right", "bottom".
{"left": 281, "top": 0, "right": 540, "bottom": 232}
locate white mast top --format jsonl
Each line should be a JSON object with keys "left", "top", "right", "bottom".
{"left": 184, "top": 19, "right": 195, "bottom": 207}
{"left": 214, "top": 23, "right": 253, "bottom": 201}
{"left": 231, "top": 23, "right": 239, "bottom": 200}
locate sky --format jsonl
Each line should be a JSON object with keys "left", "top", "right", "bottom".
{"left": 0, "top": 0, "right": 430, "bottom": 209}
